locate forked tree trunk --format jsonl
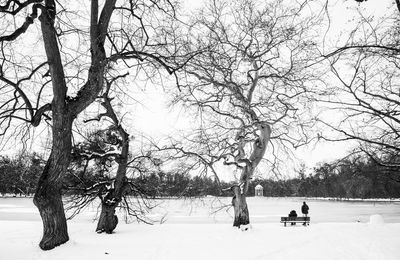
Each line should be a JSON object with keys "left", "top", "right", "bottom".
{"left": 231, "top": 123, "right": 271, "bottom": 229}
{"left": 30, "top": 0, "right": 115, "bottom": 250}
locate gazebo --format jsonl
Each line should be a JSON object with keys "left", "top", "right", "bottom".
{"left": 255, "top": 184, "right": 263, "bottom": 197}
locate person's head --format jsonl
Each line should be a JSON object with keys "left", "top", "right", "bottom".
{"left": 303, "top": 201, "right": 306, "bottom": 204}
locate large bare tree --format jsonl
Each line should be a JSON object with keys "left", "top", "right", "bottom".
{"left": 0, "top": 0, "right": 184, "bottom": 250}
{"left": 175, "top": 0, "right": 323, "bottom": 228}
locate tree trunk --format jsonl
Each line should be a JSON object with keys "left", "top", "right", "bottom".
{"left": 95, "top": 102, "right": 129, "bottom": 234}
{"left": 95, "top": 178, "right": 127, "bottom": 233}
{"left": 232, "top": 185, "right": 250, "bottom": 228}
{"left": 33, "top": 115, "right": 72, "bottom": 250}
{"left": 96, "top": 202, "right": 118, "bottom": 234}
{"left": 33, "top": 174, "right": 69, "bottom": 250}
{"left": 29, "top": 0, "right": 116, "bottom": 250}
{"left": 231, "top": 123, "right": 271, "bottom": 229}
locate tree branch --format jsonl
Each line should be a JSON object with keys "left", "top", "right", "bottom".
{"left": 0, "top": 3, "right": 42, "bottom": 42}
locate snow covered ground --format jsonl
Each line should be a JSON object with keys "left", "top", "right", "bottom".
{"left": 1, "top": 197, "right": 400, "bottom": 260}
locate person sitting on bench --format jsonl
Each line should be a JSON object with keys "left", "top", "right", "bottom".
{"left": 288, "top": 210, "right": 297, "bottom": 225}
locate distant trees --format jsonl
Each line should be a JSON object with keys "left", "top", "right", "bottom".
{"left": 0, "top": 153, "right": 44, "bottom": 196}
{"left": 2, "top": 152, "right": 399, "bottom": 198}
{"left": 259, "top": 155, "right": 400, "bottom": 198}
{"left": 354, "top": 0, "right": 400, "bottom": 12}
{"left": 133, "top": 172, "right": 221, "bottom": 197}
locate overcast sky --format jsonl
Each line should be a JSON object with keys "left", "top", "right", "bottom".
{"left": 131, "top": 0, "right": 394, "bottom": 176}
{"left": 0, "top": 0, "right": 394, "bottom": 179}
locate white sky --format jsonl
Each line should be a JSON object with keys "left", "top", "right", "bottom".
{"left": 131, "top": 0, "right": 394, "bottom": 177}
{"left": 0, "top": 0, "right": 394, "bottom": 179}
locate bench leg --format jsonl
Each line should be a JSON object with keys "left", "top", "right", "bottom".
{"left": 284, "top": 222, "right": 286, "bottom": 227}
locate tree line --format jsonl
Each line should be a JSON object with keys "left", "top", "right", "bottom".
{"left": 2, "top": 152, "right": 399, "bottom": 199}
{"left": 251, "top": 159, "right": 400, "bottom": 199}
{"left": 0, "top": 153, "right": 43, "bottom": 196}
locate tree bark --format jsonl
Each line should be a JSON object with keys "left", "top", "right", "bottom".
{"left": 95, "top": 177, "right": 127, "bottom": 233}
{"left": 33, "top": 114, "right": 73, "bottom": 250}
{"left": 33, "top": 174, "right": 69, "bottom": 250}
{"left": 95, "top": 94, "right": 129, "bottom": 234}
{"left": 95, "top": 155, "right": 128, "bottom": 233}
{"left": 232, "top": 185, "right": 250, "bottom": 228}
{"left": 96, "top": 201, "right": 119, "bottom": 234}
{"left": 31, "top": 0, "right": 116, "bottom": 249}
{"left": 231, "top": 123, "right": 271, "bottom": 229}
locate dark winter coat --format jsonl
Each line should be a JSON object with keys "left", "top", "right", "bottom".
{"left": 301, "top": 203, "right": 309, "bottom": 214}
{"left": 288, "top": 210, "right": 297, "bottom": 217}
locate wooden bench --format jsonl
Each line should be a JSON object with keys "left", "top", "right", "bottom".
{"left": 280, "top": 216, "right": 310, "bottom": 226}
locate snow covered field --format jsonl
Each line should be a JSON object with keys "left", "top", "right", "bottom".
{"left": 1, "top": 197, "right": 400, "bottom": 260}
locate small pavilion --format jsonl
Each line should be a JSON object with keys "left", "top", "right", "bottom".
{"left": 255, "top": 184, "right": 263, "bottom": 197}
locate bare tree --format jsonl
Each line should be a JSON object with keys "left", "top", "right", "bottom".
{"left": 175, "top": 0, "right": 323, "bottom": 228}
{"left": 0, "top": 0, "right": 185, "bottom": 250}
{"left": 81, "top": 75, "right": 131, "bottom": 234}
{"left": 65, "top": 74, "right": 168, "bottom": 233}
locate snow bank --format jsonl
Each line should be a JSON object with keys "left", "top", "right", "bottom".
{"left": 369, "top": 214, "right": 385, "bottom": 225}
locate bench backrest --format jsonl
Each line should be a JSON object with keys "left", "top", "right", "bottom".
{"left": 281, "top": 216, "right": 310, "bottom": 221}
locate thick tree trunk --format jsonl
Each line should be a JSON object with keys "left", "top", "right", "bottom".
{"left": 96, "top": 202, "right": 118, "bottom": 234}
{"left": 31, "top": 0, "right": 116, "bottom": 250}
{"left": 95, "top": 178, "right": 127, "bottom": 233}
{"left": 33, "top": 175, "right": 69, "bottom": 250}
{"left": 33, "top": 115, "right": 73, "bottom": 250}
{"left": 232, "top": 185, "right": 250, "bottom": 228}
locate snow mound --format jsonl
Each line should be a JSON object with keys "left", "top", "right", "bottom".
{"left": 240, "top": 224, "right": 252, "bottom": 231}
{"left": 369, "top": 214, "right": 385, "bottom": 225}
